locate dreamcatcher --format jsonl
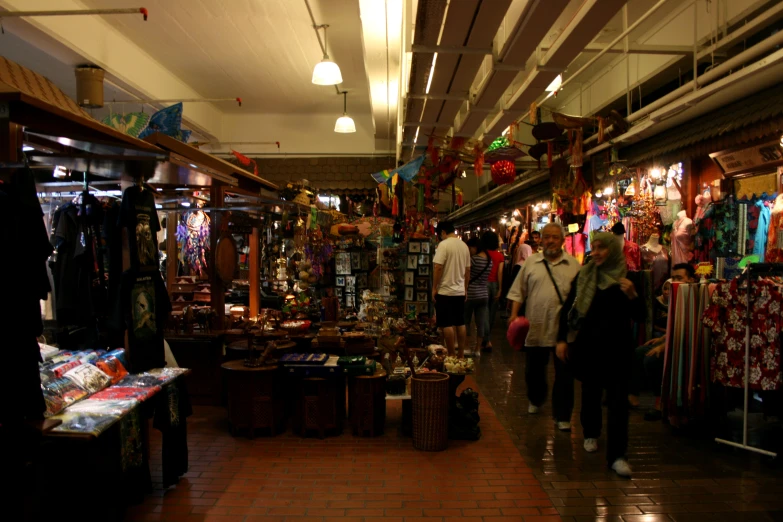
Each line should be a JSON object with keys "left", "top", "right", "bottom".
{"left": 176, "top": 210, "right": 210, "bottom": 275}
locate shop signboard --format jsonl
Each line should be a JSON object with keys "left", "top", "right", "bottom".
{"left": 710, "top": 140, "right": 783, "bottom": 176}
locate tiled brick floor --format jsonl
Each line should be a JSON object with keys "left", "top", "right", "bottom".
{"left": 130, "top": 324, "right": 783, "bottom": 522}
{"left": 471, "top": 324, "right": 783, "bottom": 522}
{"left": 128, "top": 376, "right": 558, "bottom": 522}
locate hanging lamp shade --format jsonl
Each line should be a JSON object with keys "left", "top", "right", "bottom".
{"left": 311, "top": 25, "right": 342, "bottom": 85}
{"left": 312, "top": 59, "right": 342, "bottom": 85}
{"left": 334, "top": 91, "right": 356, "bottom": 133}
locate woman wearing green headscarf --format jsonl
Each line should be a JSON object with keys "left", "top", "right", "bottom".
{"left": 556, "top": 232, "right": 645, "bottom": 478}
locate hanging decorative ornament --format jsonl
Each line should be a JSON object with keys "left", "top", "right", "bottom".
{"left": 529, "top": 102, "right": 538, "bottom": 125}
{"left": 473, "top": 145, "right": 485, "bottom": 177}
{"left": 177, "top": 211, "right": 211, "bottom": 276}
{"left": 490, "top": 160, "right": 516, "bottom": 185}
{"left": 487, "top": 135, "right": 509, "bottom": 152}
{"left": 597, "top": 116, "right": 606, "bottom": 144}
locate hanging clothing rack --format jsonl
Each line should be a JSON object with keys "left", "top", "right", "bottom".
{"left": 714, "top": 262, "right": 783, "bottom": 457}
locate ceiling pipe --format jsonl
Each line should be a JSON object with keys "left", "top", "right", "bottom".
{"left": 0, "top": 7, "right": 148, "bottom": 20}
{"left": 584, "top": 36, "right": 783, "bottom": 157}
{"left": 584, "top": 6, "right": 783, "bottom": 147}
{"left": 557, "top": 0, "right": 671, "bottom": 93}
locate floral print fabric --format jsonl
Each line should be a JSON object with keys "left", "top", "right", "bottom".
{"left": 702, "top": 279, "right": 782, "bottom": 390}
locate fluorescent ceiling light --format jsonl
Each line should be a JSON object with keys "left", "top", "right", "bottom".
{"left": 546, "top": 74, "right": 562, "bottom": 92}
{"left": 181, "top": 201, "right": 191, "bottom": 207}
{"left": 53, "top": 165, "right": 68, "bottom": 178}
{"left": 425, "top": 53, "right": 438, "bottom": 94}
{"left": 23, "top": 146, "right": 34, "bottom": 151}
{"left": 312, "top": 25, "right": 343, "bottom": 85}
{"left": 413, "top": 126, "right": 420, "bottom": 144}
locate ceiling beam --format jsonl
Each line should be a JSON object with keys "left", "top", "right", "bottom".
{"left": 411, "top": 44, "right": 492, "bottom": 55}
{"left": 541, "top": 43, "right": 693, "bottom": 56}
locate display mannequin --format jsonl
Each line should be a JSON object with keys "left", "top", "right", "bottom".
{"left": 671, "top": 210, "right": 694, "bottom": 265}
{"left": 642, "top": 233, "right": 669, "bottom": 290}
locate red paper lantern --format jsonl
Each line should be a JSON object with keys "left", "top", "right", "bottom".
{"left": 490, "top": 160, "right": 515, "bottom": 185}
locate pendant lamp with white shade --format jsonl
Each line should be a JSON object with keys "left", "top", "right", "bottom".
{"left": 312, "top": 25, "right": 343, "bottom": 85}
{"left": 334, "top": 91, "right": 356, "bottom": 133}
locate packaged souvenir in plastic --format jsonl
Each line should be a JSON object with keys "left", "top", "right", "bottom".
{"left": 64, "top": 364, "right": 111, "bottom": 394}
{"left": 67, "top": 398, "right": 138, "bottom": 416}
{"left": 103, "top": 349, "right": 129, "bottom": 368}
{"left": 91, "top": 386, "right": 161, "bottom": 402}
{"left": 51, "top": 411, "right": 120, "bottom": 436}
{"left": 77, "top": 351, "right": 101, "bottom": 365}
{"left": 95, "top": 356, "right": 129, "bottom": 384}
{"left": 117, "top": 373, "right": 167, "bottom": 388}
{"left": 51, "top": 358, "right": 82, "bottom": 379}
{"left": 147, "top": 367, "right": 188, "bottom": 385}
{"left": 41, "top": 378, "right": 88, "bottom": 416}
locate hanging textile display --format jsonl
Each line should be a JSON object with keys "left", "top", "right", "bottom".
{"left": 176, "top": 211, "right": 210, "bottom": 276}
{"left": 660, "top": 283, "right": 713, "bottom": 426}
{"left": 703, "top": 278, "right": 783, "bottom": 391}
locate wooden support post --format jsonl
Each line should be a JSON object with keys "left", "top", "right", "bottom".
{"left": 209, "top": 185, "right": 226, "bottom": 328}
{"left": 166, "top": 211, "right": 178, "bottom": 292}
{"left": 249, "top": 226, "right": 260, "bottom": 317}
{"left": 0, "top": 121, "right": 23, "bottom": 163}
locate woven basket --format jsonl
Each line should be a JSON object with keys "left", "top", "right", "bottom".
{"left": 411, "top": 372, "right": 450, "bottom": 451}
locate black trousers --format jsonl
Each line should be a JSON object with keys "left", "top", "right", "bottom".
{"left": 629, "top": 345, "right": 664, "bottom": 397}
{"left": 524, "top": 346, "right": 574, "bottom": 422}
{"left": 581, "top": 376, "right": 629, "bottom": 464}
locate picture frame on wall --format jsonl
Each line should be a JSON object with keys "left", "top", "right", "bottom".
{"left": 361, "top": 253, "right": 370, "bottom": 271}
{"left": 405, "top": 302, "right": 418, "bottom": 315}
{"left": 335, "top": 287, "right": 343, "bottom": 298}
{"left": 417, "top": 302, "right": 429, "bottom": 314}
{"left": 415, "top": 278, "right": 428, "bottom": 290}
{"left": 404, "top": 287, "right": 414, "bottom": 301}
{"left": 345, "top": 294, "right": 355, "bottom": 308}
{"left": 335, "top": 252, "right": 351, "bottom": 275}
{"left": 356, "top": 272, "right": 368, "bottom": 289}
{"left": 336, "top": 276, "right": 345, "bottom": 286}
{"left": 405, "top": 272, "right": 415, "bottom": 286}
{"left": 418, "top": 254, "right": 429, "bottom": 266}
{"left": 421, "top": 242, "right": 430, "bottom": 254}
{"left": 351, "top": 252, "right": 362, "bottom": 269}
{"left": 416, "top": 292, "right": 428, "bottom": 302}
{"left": 418, "top": 265, "right": 430, "bottom": 276}
{"left": 408, "top": 242, "right": 421, "bottom": 253}
{"left": 345, "top": 275, "right": 356, "bottom": 290}
{"left": 407, "top": 255, "right": 418, "bottom": 269}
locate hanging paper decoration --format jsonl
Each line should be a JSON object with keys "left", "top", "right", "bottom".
{"left": 139, "top": 103, "right": 190, "bottom": 142}
{"left": 230, "top": 149, "right": 259, "bottom": 177}
{"left": 450, "top": 136, "right": 465, "bottom": 151}
{"left": 102, "top": 112, "right": 151, "bottom": 137}
{"left": 530, "top": 102, "right": 538, "bottom": 125}
{"left": 427, "top": 136, "right": 438, "bottom": 165}
{"left": 473, "top": 145, "right": 485, "bottom": 177}
{"left": 490, "top": 160, "right": 515, "bottom": 185}
{"left": 571, "top": 129, "right": 583, "bottom": 168}
{"left": 456, "top": 190, "right": 463, "bottom": 206}
{"left": 371, "top": 168, "right": 393, "bottom": 186}
{"left": 487, "top": 135, "right": 509, "bottom": 152}
{"left": 391, "top": 174, "right": 399, "bottom": 216}
{"left": 597, "top": 116, "right": 606, "bottom": 144}
{"left": 176, "top": 211, "right": 211, "bottom": 276}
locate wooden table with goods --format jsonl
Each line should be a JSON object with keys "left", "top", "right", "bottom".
{"left": 221, "top": 360, "right": 285, "bottom": 437}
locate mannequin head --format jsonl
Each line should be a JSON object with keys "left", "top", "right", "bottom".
{"left": 677, "top": 210, "right": 688, "bottom": 220}
{"left": 646, "top": 233, "right": 660, "bottom": 246}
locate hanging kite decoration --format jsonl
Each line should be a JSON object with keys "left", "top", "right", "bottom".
{"left": 104, "top": 102, "right": 191, "bottom": 142}
{"left": 230, "top": 149, "right": 259, "bottom": 177}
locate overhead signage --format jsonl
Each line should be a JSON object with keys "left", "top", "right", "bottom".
{"left": 710, "top": 140, "right": 783, "bottom": 176}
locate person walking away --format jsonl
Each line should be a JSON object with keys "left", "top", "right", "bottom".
{"left": 432, "top": 221, "right": 471, "bottom": 357}
{"left": 483, "top": 231, "right": 504, "bottom": 352}
{"left": 628, "top": 263, "right": 696, "bottom": 418}
{"left": 507, "top": 223, "right": 580, "bottom": 431}
{"left": 464, "top": 237, "right": 491, "bottom": 355}
{"left": 556, "top": 232, "right": 645, "bottom": 477}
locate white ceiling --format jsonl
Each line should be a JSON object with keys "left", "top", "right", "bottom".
{"left": 78, "top": 0, "right": 372, "bottom": 115}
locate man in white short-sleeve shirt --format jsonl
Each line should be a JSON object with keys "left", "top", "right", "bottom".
{"left": 432, "top": 221, "right": 471, "bottom": 357}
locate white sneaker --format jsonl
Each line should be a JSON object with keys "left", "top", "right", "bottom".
{"left": 528, "top": 404, "right": 539, "bottom": 414}
{"left": 556, "top": 421, "right": 571, "bottom": 432}
{"left": 611, "top": 458, "right": 633, "bottom": 477}
{"left": 583, "top": 438, "right": 598, "bottom": 452}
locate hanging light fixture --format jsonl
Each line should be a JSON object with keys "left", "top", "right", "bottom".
{"left": 334, "top": 91, "right": 356, "bottom": 133}
{"left": 312, "top": 25, "right": 343, "bottom": 85}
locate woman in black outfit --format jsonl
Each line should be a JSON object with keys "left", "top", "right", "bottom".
{"left": 556, "top": 232, "right": 645, "bottom": 477}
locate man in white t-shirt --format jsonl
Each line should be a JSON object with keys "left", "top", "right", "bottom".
{"left": 432, "top": 221, "right": 471, "bottom": 357}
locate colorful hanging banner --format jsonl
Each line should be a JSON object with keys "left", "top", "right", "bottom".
{"left": 369, "top": 155, "right": 425, "bottom": 185}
